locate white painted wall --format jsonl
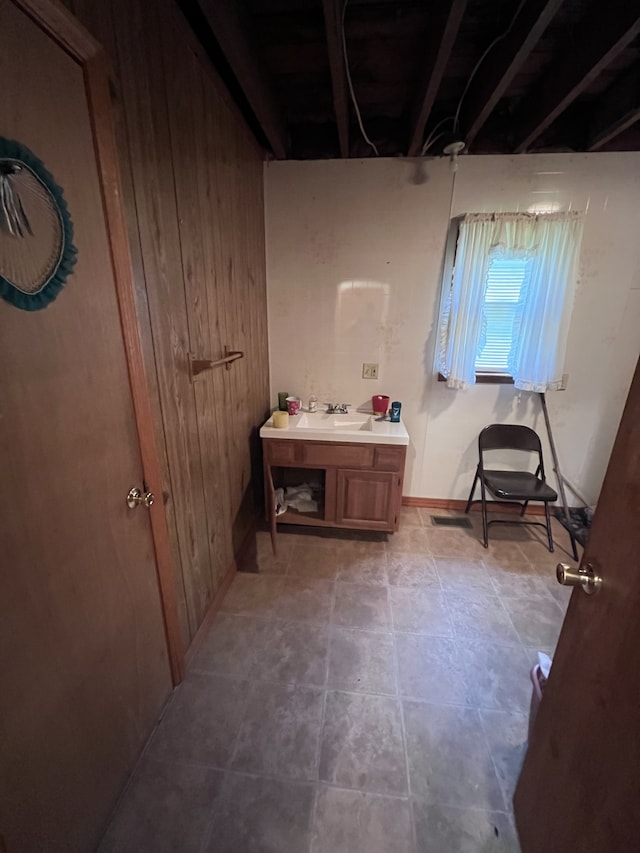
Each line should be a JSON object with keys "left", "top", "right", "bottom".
{"left": 264, "top": 154, "right": 640, "bottom": 503}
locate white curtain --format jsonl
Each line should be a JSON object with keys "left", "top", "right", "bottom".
{"left": 437, "top": 212, "right": 583, "bottom": 390}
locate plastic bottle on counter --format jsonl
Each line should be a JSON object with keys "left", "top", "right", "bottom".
{"left": 308, "top": 396, "right": 317, "bottom": 413}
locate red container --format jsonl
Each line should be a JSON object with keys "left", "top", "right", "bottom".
{"left": 286, "top": 396, "right": 301, "bottom": 415}
{"left": 372, "top": 395, "right": 390, "bottom": 416}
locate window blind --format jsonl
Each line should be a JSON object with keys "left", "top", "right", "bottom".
{"left": 475, "top": 256, "right": 531, "bottom": 373}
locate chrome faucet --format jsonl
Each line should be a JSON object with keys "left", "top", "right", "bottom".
{"left": 325, "top": 402, "right": 351, "bottom": 414}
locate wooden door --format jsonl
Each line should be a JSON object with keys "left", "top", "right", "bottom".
{"left": 335, "top": 469, "right": 398, "bottom": 531}
{"left": 0, "top": 2, "right": 175, "bottom": 850}
{"left": 514, "top": 356, "right": 640, "bottom": 852}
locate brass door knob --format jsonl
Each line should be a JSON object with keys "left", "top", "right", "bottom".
{"left": 556, "top": 562, "right": 602, "bottom": 595}
{"left": 127, "top": 487, "right": 155, "bottom": 509}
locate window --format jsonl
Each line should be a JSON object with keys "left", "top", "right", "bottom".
{"left": 475, "top": 255, "right": 532, "bottom": 375}
{"left": 437, "top": 212, "right": 583, "bottom": 391}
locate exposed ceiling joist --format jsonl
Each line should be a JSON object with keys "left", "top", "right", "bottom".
{"left": 407, "top": 0, "right": 467, "bottom": 157}
{"left": 198, "top": 0, "right": 288, "bottom": 159}
{"left": 512, "top": 3, "right": 640, "bottom": 153}
{"left": 587, "top": 68, "right": 640, "bottom": 151}
{"left": 461, "top": 0, "right": 564, "bottom": 149}
{"left": 322, "top": 0, "right": 350, "bottom": 158}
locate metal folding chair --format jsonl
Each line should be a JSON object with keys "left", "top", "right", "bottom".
{"left": 465, "top": 424, "right": 564, "bottom": 552}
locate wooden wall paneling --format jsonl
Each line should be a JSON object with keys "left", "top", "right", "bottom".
{"left": 209, "top": 94, "right": 251, "bottom": 544}
{"left": 63, "top": 0, "right": 191, "bottom": 652}
{"left": 250, "top": 154, "right": 270, "bottom": 417}
{"left": 225, "top": 130, "right": 247, "bottom": 538}
{"left": 232, "top": 115, "right": 270, "bottom": 543}
{"left": 60, "top": 0, "right": 270, "bottom": 643}
{"left": 195, "top": 56, "right": 238, "bottom": 588}
{"left": 200, "top": 83, "right": 242, "bottom": 572}
{"left": 229, "top": 121, "right": 254, "bottom": 547}
{"left": 201, "top": 67, "right": 246, "bottom": 554}
{"left": 196, "top": 66, "right": 241, "bottom": 582}
{"left": 161, "top": 12, "right": 234, "bottom": 596}
{"left": 109, "top": 0, "right": 211, "bottom": 638}
{"left": 169, "top": 0, "right": 267, "bottom": 163}
{"left": 238, "top": 139, "right": 270, "bottom": 521}
{"left": 201, "top": 51, "right": 261, "bottom": 564}
{"left": 193, "top": 56, "right": 237, "bottom": 565}
{"left": 254, "top": 159, "right": 271, "bottom": 410}
{"left": 240, "top": 134, "right": 268, "bottom": 539}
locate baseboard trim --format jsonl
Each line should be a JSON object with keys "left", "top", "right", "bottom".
{"left": 403, "top": 497, "right": 466, "bottom": 510}
{"left": 185, "top": 559, "right": 236, "bottom": 668}
{"left": 402, "top": 496, "right": 548, "bottom": 516}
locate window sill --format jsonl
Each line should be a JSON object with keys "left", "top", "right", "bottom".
{"left": 437, "top": 372, "right": 514, "bottom": 385}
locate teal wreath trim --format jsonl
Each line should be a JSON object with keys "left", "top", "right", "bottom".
{"left": 0, "top": 137, "right": 78, "bottom": 311}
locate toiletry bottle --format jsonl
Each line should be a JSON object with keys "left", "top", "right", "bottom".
{"left": 390, "top": 401, "right": 402, "bottom": 422}
{"left": 278, "top": 391, "right": 289, "bottom": 412}
{"left": 308, "top": 396, "right": 317, "bottom": 413}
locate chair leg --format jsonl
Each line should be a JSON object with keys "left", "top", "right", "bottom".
{"left": 570, "top": 533, "right": 579, "bottom": 561}
{"left": 465, "top": 468, "right": 479, "bottom": 514}
{"left": 520, "top": 500, "right": 529, "bottom": 517}
{"left": 544, "top": 502, "right": 554, "bottom": 553}
{"left": 479, "top": 477, "right": 489, "bottom": 548}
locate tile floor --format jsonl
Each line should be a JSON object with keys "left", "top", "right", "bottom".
{"left": 99, "top": 509, "right": 574, "bottom": 853}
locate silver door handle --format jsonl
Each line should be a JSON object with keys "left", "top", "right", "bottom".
{"left": 127, "top": 487, "right": 155, "bottom": 509}
{"left": 556, "top": 562, "right": 602, "bottom": 595}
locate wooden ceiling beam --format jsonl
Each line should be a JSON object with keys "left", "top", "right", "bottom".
{"left": 198, "top": 0, "right": 288, "bottom": 159}
{"left": 587, "top": 68, "right": 640, "bottom": 151}
{"left": 461, "top": 0, "right": 564, "bottom": 149}
{"left": 322, "top": 0, "right": 350, "bottom": 158}
{"left": 512, "top": 3, "right": 640, "bottom": 153}
{"left": 407, "top": 0, "right": 467, "bottom": 157}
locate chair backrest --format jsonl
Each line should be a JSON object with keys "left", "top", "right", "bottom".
{"left": 478, "top": 424, "right": 544, "bottom": 471}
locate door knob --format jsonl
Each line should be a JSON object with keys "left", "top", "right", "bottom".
{"left": 127, "top": 487, "right": 155, "bottom": 509}
{"left": 556, "top": 562, "right": 602, "bottom": 595}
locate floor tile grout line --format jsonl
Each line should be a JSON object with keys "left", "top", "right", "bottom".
{"left": 164, "top": 749, "right": 528, "bottom": 814}
{"left": 98, "top": 686, "right": 181, "bottom": 845}
{"left": 439, "top": 583, "right": 529, "bottom": 647}
{"left": 391, "top": 615, "right": 417, "bottom": 851}
{"left": 486, "top": 570, "right": 564, "bottom": 608}
{"left": 477, "top": 705, "right": 514, "bottom": 814}
{"left": 489, "top": 585, "right": 529, "bottom": 649}
{"left": 197, "top": 765, "right": 233, "bottom": 853}
{"left": 317, "top": 780, "right": 414, "bottom": 802}
{"left": 282, "top": 542, "right": 294, "bottom": 576}
{"left": 309, "top": 576, "right": 338, "bottom": 853}
{"left": 500, "top": 587, "right": 567, "bottom": 617}
{"left": 223, "top": 674, "right": 260, "bottom": 781}
{"left": 192, "top": 646, "right": 537, "bottom": 709}
{"left": 181, "top": 671, "right": 531, "bottom": 712}
{"left": 192, "top": 764, "right": 422, "bottom": 801}
{"left": 493, "top": 582, "right": 564, "bottom": 653}
{"left": 478, "top": 708, "right": 529, "bottom": 812}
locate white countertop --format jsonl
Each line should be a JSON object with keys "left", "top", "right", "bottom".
{"left": 260, "top": 411, "right": 409, "bottom": 445}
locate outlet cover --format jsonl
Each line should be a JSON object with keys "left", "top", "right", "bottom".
{"left": 362, "top": 363, "right": 379, "bottom": 379}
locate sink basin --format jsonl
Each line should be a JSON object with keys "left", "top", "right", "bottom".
{"left": 296, "top": 413, "right": 373, "bottom": 432}
{"left": 260, "top": 409, "right": 409, "bottom": 445}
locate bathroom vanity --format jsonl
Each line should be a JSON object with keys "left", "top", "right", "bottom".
{"left": 260, "top": 412, "right": 409, "bottom": 544}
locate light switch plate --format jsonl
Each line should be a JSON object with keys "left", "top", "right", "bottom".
{"left": 362, "top": 363, "right": 379, "bottom": 379}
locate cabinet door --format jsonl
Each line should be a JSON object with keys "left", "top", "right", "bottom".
{"left": 335, "top": 469, "right": 399, "bottom": 531}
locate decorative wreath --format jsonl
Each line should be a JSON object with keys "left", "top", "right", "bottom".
{"left": 0, "top": 137, "right": 77, "bottom": 310}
